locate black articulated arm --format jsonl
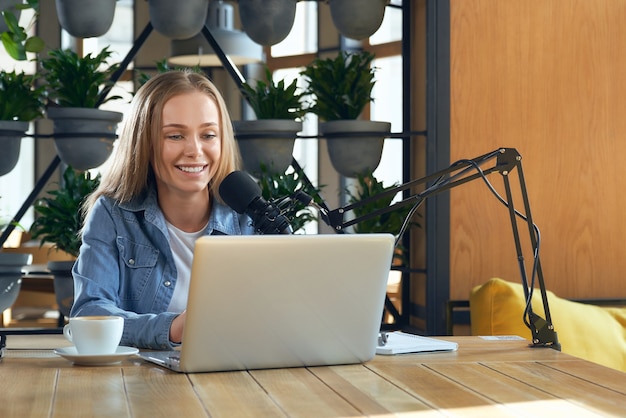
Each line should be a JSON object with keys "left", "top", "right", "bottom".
{"left": 326, "top": 148, "right": 560, "bottom": 350}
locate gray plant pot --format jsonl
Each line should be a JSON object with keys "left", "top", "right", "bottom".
{"left": 0, "top": 252, "right": 32, "bottom": 312}
{"left": 319, "top": 120, "right": 391, "bottom": 178}
{"left": 149, "top": 0, "right": 208, "bottom": 40}
{"left": 329, "top": 0, "right": 387, "bottom": 40}
{"left": 55, "top": 0, "right": 117, "bottom": 38}
{"left": 0, "top": 120, "right": 28, "bottom": 176}
{"left": 233, "top": 120, "right": 302, "bottom": 176}
{"left": 239, "top": 0, "right": 297, "bottom": 46}
{"left": 48, "top": 260, "right": 75, "bottom": 319}
{"left": 47, "top": 107, "right": 123, "bottom": 171}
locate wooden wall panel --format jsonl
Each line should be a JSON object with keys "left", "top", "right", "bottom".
{"left": 449, "top": 0, "right": 626, "bottom": 300}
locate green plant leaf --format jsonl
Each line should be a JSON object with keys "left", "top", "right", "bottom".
{"left": 24, "top": 35, "right": 44, "bottom": 53}
{"left": 30, "top": 166, "right": 100, "bottom": 257}
{"left": 241, "top": 66, "right": 305, "bottom": 120}
{"left": 41, "top": 46, "right": 121, "bottom": 108}
{"left": 0, "top": 31, "right": 25, "bottom": 60}
{"left": 256, "top": 164, "right": 324, "bottom": 233}
{"left": 301, "top": 51, "right": 376, "bottom": 121}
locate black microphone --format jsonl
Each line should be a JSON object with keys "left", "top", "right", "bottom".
{"left": 219, "top": 171, "right": 293, "bottom": 234}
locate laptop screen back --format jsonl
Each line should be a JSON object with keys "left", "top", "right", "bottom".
{"left": 178, "top": 233, "right": 395, "bottom": 373}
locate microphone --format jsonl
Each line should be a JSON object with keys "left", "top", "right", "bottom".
{"left": 219, "top": 171, "right": 293, "bottom": 234}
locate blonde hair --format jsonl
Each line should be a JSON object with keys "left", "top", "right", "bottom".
{"left": 83, "top": 69, "right": 241, "bottom": 219}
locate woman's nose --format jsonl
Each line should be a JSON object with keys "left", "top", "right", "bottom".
{"left": 185, "top": 135, "right": 203, "bottom": 155}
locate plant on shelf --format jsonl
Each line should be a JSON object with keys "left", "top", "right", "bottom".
{"left": 0, "top": 69, "right": 46, "bottom": 122}
{"left": 0, "top": 0, "right": 44, "bottom": 61}
{"left": 40, "top": 46, "right": 124, "bottom": 171}
{"left": 30, "top": 166, "right": 100, "bottom": 258}
{"left": 240, "top": 67, "right": 306, "bottom": 121}
{"left": 41, "top": 46, "right": 121, "bottom": 109}
{"left": 301, "top": 51, "right": 391, "bottom": 178}
{"left": 255, "top": 163, "right": 324, "bottom": 234}
{"left": 345, "top": 171, "right": 421, "bottom": 264}
{"left": 0, "top": 69, "right": 46, "bottom": 175}
{"left": 234, "top": 66, "right": 306, "bottom": 176}
{"left": 302, "top": 50, "right": 375, "bottom": 121}
{"left": 29, "top": 165, "right": 100, "bottom": 317}
{"left": 345, "top": 171, "right": 421, "bottom": 325}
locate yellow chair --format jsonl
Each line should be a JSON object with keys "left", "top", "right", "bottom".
{"left": 470, "top": 278, "right": 626, "bottom": 372}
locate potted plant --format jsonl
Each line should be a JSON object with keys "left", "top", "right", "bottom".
{"left": 0, "top": 251, "right": 31, "bottom": 314}
{"left": 255, "top": 163, "right": 324, "bottom": 233}
{"left": 0, "top": 213, "right": 32, "bottom": 315}
{"left": 346, "top": 171, "right": 420, "bottom": 240}
{"left": 29, "top": 165, "right": 100, "bottom": 318}
{"left": 41, "top": 46, "right": 123, "bottom": 171}
{"left": 0, "top": 69, "right": 46, "bottom": 176}
{"left": 234, "top": 66, "right": 306, "bottom": 176}
{"left": 345, "top": 171, "right": 421, "bottom": 324}
{"left": 301, "top": 50, "right": 391, "bottom": 178}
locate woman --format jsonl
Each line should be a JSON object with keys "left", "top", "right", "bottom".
{"left": 71, "top": 70, "right": 256, "bottom": 349}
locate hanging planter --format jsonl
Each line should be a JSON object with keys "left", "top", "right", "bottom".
{"left": 301, "top": 51, "right": 389, "bottom": 177}
{"left": 233, "top": 120, "right": 302, "bottom": 176}
{"left": 41, "top": 47, "right": 123, "bottom": 171}
{"left": 0, "top": 69, "right": 46, "bottom": 176}
{"left": 55, "top": 0, "right": 117, "bottom": 38}
{"left": 320, "top": 120, "right": 390, "bottom": 178}
{"left": 328, "top": 0, "right": 387, "bottom": 40}
{"left": 0, "top": 252, "right": 32, "bottom": 313}
{"left": 148, "top": 0, "right": 208, "bottom": 40}
{"left": 47, "top": 107, "right": 122, "bottom": 171}
{"left": 0, "top": 121, "right": 28, "bottom": 176}
{"left": 239, "top": 0, "right": 297, "bottom": 46}
{"left": 234, "top": 67, "right": 305, "bottom": 176}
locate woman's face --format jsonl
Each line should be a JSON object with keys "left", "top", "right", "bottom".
{"left": 153, "top": 91, "right": 222, "bottom": 199}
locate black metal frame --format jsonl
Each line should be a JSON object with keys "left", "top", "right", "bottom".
{"left": 324, "top": 147, "right": 560, "bottom": 349}
{"left": 1, "top": 0, "right": 445, "bottom": 336}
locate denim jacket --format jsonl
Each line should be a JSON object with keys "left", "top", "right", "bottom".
{"left": 71, "top": 185, "right": 255, "bottom": 349}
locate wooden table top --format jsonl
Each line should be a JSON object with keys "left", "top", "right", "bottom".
{"left": 1, "top": 335, "right": 624, "bottom": 417}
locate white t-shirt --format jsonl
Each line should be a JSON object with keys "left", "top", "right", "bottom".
{"left": 166, "top": 221, "right": 207, "bottom": 313}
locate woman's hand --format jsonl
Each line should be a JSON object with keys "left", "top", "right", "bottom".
{"left": 169, "top": 311, "right": 186, "bottom": 343}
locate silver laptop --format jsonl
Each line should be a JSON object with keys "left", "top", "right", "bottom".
{"left": 139, "top": 233, "right": 395, "bottom": 373}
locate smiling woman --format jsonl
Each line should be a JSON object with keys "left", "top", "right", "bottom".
{"left": 154, "top": 91, "right": 222, "bottom": 232}
{"left": 69, "top": 70, "right": 257, "bottom": 350}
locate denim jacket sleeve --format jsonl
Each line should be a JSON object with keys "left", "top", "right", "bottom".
{"left": 71, "top": 196, "right": 179, "bottom": 350}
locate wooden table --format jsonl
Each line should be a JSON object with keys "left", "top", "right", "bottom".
{"left": 1, "top": 335, "right": 624, "bottom": 417}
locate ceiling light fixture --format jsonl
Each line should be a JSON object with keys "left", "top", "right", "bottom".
{"left": 169, "top": 0, "right": 264, "bottom": 68}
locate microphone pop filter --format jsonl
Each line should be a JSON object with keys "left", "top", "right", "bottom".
{"left": 219, "top": 171, "right": 262, "bottom": 214}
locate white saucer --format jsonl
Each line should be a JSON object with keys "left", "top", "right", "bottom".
{"left": 54, "top": 346, "right": 139, "bottom": 366}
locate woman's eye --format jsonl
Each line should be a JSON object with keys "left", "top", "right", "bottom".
{"left": 202, "top": 133, "right": 217, "bottom": 140}
{"left": 166, "top": 134, "right": 183, "bottom": 140}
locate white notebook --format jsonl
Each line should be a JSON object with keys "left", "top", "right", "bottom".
{"left": 376, "top": 331, "right": 458, "bottom": 355}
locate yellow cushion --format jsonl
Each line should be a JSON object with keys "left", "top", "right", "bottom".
{"left": 470, "top": 278, "right": 626, "bottom": 372}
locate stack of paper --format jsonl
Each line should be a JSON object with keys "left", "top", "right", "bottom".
{"left": 376, "top": 331, "right": 458, "bottom": 355}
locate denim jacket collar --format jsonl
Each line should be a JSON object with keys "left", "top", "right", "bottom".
{"left": 119, "top": 185, "right": 246, "bottom": 236}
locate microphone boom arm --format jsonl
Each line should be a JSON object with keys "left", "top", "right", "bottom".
{"left": 326, "top": 147, "right": 560, "bottom": 350}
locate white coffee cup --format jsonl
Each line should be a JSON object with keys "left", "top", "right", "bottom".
{"left": 63, "top": 316, "right": 124, "bottom": 355}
